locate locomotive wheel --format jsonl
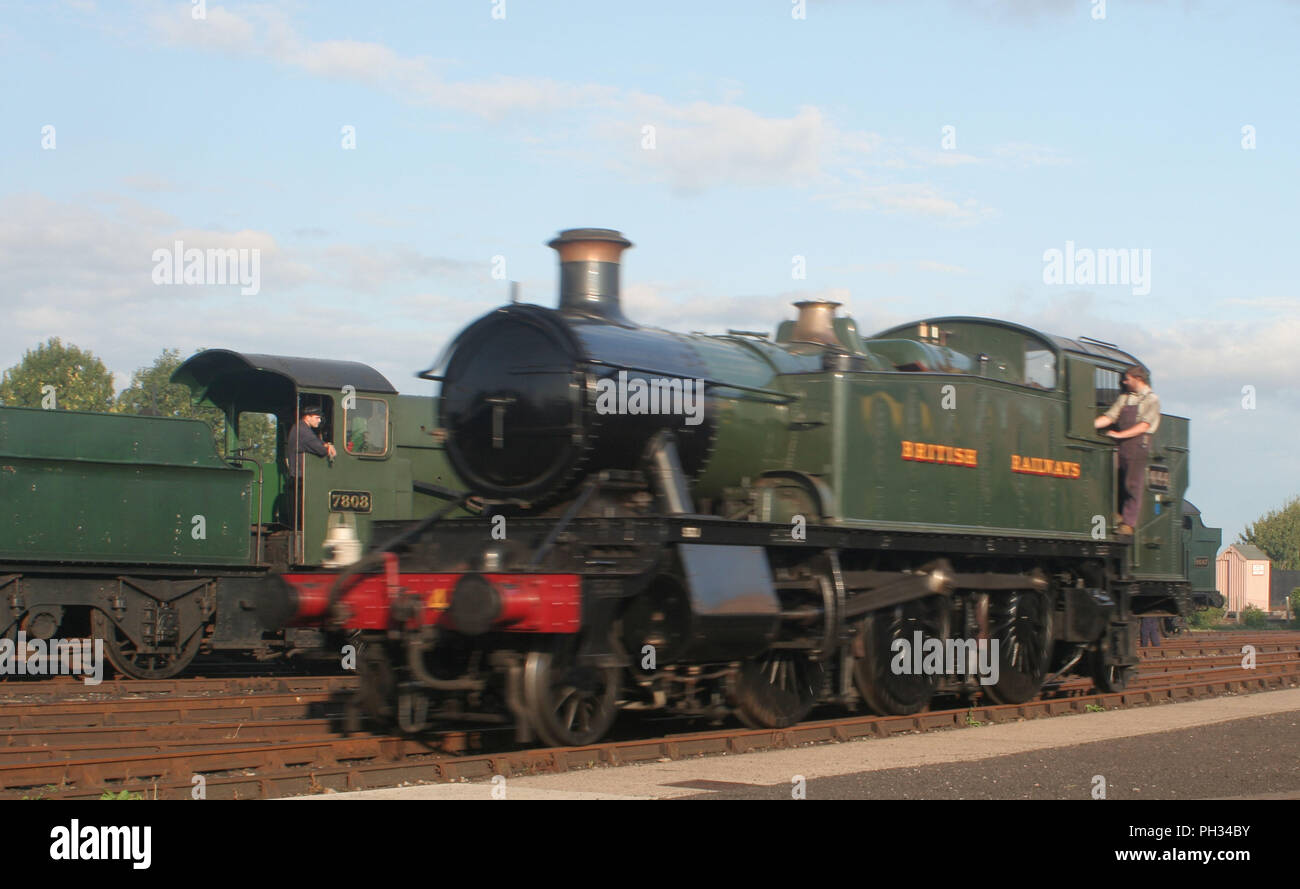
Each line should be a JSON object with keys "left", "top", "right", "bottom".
{"left": 854, "top": 598, "right": 945, "bottom": 716}
{"left": 1089, "top": 651, "right": 1136, "bottom": 693}
{"left": 983, "top": 590, "right": 1053, "bottom": 705}
{"left": 522, "top": 642, "right": 620, "bottom": 747}
{"left": 91, "top": 610, "right": 202, "bottom": 680}
{"left": 353, "top": 634, "right": 396, "bottom": 730}
{"left": 731, "top": 650, "right": 826, "bottom": 728}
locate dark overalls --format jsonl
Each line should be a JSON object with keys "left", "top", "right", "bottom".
{"left": 1115, "top": 394, "right": 1151, "bottom": 529}
{"left": 285, "top": 419, "right": 329, "bottom": 528}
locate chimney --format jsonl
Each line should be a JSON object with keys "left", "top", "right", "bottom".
{"left": 791, "top": 300, "right": 843, "bottom": 347}
{"left": 548, "top": 228, "right": 633, "bottom": 322}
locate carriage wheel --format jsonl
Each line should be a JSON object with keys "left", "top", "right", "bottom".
{"left": 91, "top": 610, "right": 202, "bottom": 680}
{"left": 522, "top": 641, "right": 620, "bottom": 747}
{"left": 983, "top": 590, "right": 1053, "bottom": 705}
{"left": 854, "top": 597, "right": 945, "bottom": 716}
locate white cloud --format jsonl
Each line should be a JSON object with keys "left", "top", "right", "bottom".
{"left": 151, "top": 4, "right": 618, "bottom": 118}
{"left": 900, "top": 142, "right": 1069, "bottom": 169}
{"left": 910, "top": 149, "right": 982, "bottom": 167}
{"left": 152, "top": 3, "right": 262, "bottom": 54}
{"left": 146, "top": 3, "right": 980, "bottom": 216}
{"left": 620, "top": 102, "right": 832, "bottom": 193}
{"left": 620, "top": 281, "right": 913, "bottom": 343}
{"left": 1007, "top": 290, "right": 1300, "bottom": 409}
{"left": 0, "top": 193, "right": 481, "bottom": 390}
{"left": 817, "top": 178, "right": 997, "bottom": 222}
{"left": 317, "top": 243, "right": 475, "bottom": 293}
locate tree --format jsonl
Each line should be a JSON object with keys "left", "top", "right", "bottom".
{"left": 117, "top": 348, "right": 223, "bottom": 425}
{"left": 116, "top": 348, "right": 277, "bottom": 459}
{"left": 1238, "top": 495, "right": 1300, "bottom": 571}
{"left": 233, "top": 412, "right": 278, "bottom": 462}
{"left": 0, "top": 338, "right": 115, "bottom": 411}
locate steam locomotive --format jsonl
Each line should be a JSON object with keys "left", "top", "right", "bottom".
{"left": 0, "top": 354, "right": 463, "bottom": 678}
{"left": 265, "top": 228, "right": 1216, "bottom": 746}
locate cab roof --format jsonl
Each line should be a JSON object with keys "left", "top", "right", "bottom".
{"left": 873, "top": 316, "right": 1140, "bottom": 367}
{"left": 172, "top": 350, "right": 397, "bottom": 415}
{"left": 173, "top": 350, "right": 396, "bottom": 395}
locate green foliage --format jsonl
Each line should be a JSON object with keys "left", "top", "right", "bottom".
{"left": 1238, "top": 495, "right": 1300, "bottom": 570}
{"left": 1085, "top": 703, "right": 1105, "bottom": 713}
{"left": 234, "top": 411, "right": 278, "bottom": 462}
{"left": 99, "top": 789, "right": 143, "bottom": 800}
{"left": 0, "top": 338, "right": 115, "bottom": 411}
{"left": 1240, "top": 605, "right": 1269, "bottom": 629}
{"left": 20, "top": 787, "right": 54, "bottom": 800}
{"left": 115, "top": 348, "right": 277, "bottom": 458}
{"left": 117, "top": 347, "right": 223, "bottom": 428}
{"left": 1188, "top": 606, "right": 1224, "bottom": 629}
{"left": 2, "top": 342, "right": 280, "bottom": 461}
{"left": 1291, "top": 589, "right": 1300, "bottom": 627}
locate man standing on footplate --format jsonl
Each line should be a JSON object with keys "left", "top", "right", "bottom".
{"left": 1094, "top": 365, "right": 1160, "bottom": 537}
{"left": 285, "top": 402, "right": 335, "bottom": 528}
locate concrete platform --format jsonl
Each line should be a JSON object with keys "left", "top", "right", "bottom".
{"left": 288, "top": 687, "right": 1300, "bottom": 800}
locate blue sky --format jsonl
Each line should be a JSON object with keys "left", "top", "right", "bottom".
{"left": 2, "top": 0, "right": 1298, "bottom": 544}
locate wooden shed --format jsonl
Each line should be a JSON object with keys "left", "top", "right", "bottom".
{"left": 1216, "top": 544, "right": 1272, "bottom": 615}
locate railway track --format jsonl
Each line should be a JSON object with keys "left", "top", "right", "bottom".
{"left": 0, "top": 675, "right": 357, "bottom": 705}
{"left": 3, "top": 631, "right": 1297, "bottom": 800}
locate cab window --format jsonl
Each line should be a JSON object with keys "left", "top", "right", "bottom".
{"left": 236, "top": 411, "right": 277, "bottom": 460}
{"left": 1094, "top": 367, "right": 1122, "bottom": 409}
{"left": 1024, "top": 347, "right": 1056, "bottom": 389}
{"left": 345, "top": 397, "right": 389, "bottom": 456}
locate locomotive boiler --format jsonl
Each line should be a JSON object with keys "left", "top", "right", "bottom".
{"left": 269, "top": 227, "right": 1213, "bottom": 746}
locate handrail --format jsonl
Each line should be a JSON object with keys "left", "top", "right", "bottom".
{"left": 582, "top": 357, "right": 799, "bottom": 403}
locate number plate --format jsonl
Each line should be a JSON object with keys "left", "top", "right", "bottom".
{"left": 329, "top": 490, "right": 372, "bottom": 513}
{"left": 1147, "top": 466, "right": 1170, "bottom": 492}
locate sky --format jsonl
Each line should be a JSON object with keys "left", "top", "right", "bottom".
{"left": 1, "top": 0, "right": 1298, "bottom": 545}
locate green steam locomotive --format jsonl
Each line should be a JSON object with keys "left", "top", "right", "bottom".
{"left": 270, "top": 228, "right": 1222, "bottom": 745}
{"left": 0, "top": 352, "right": 461, "bottom": 678}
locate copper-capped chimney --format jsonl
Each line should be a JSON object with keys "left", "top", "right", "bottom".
{"left": 791, "top": 300, "right": 843, "bottom": 347}
{"left": 548, "top": 228, "right": 633, "bottom": 322}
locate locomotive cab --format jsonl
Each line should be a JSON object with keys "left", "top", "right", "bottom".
{"left": 173, "top": 350, "right": 454, "bottom": 567}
